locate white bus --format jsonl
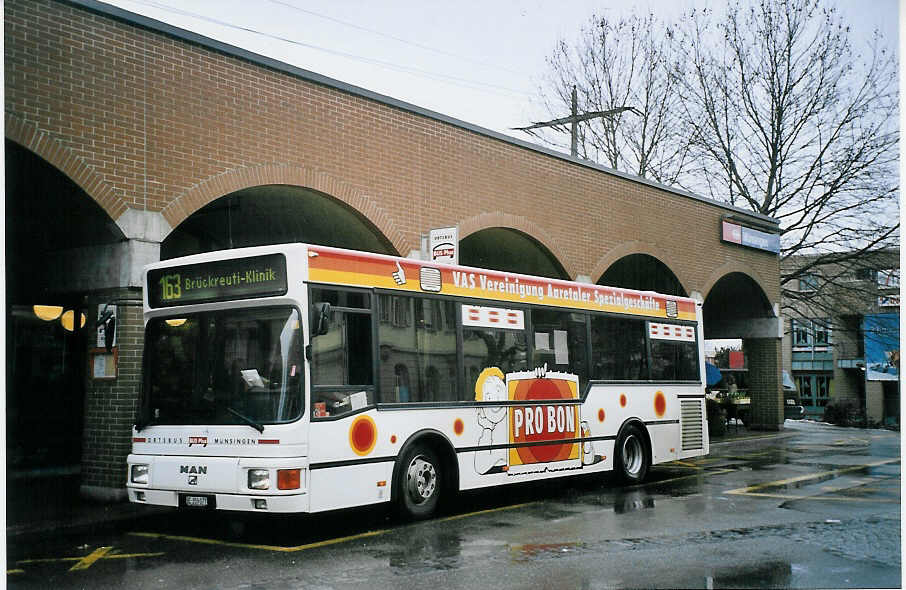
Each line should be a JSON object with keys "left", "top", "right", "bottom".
{"left": 128, "top": 243, "right": 708, "bottom": 519}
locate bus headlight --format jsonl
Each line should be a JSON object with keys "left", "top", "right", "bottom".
{"left": 248, "top": 469, "right": 270, "bottom": 490}
{"left": 131, "top": 464, "right": 149, "bottom": 485}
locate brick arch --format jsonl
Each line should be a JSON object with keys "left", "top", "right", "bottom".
{"left": 160, "top": 163, "right": 406, "bottom": 255}
{"left": 589, "top": 240, "right": 690, "bottom": 294}
{"left": 5, "top": 114, "right": 128, "bottom": 224}
{"left": 702, "top": 261, "right": 774, "bottom": 306}
{"left": 457, "top": 212, "right": 576, "bottom": 279}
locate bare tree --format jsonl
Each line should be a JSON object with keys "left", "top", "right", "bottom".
{"left": 675, "top": 0, "right": 899, "bottom": 305}
{"left": 535, "top": 11, "right": 690, "bottom": 185}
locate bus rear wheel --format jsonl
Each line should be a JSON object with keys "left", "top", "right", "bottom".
{"left": 396, "top": 443, "right": 441, "bottom": 520}
{"left": 615, "top": 424, "right": 649, "bottom": 484}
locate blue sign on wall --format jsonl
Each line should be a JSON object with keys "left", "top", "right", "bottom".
{"left": 863, "top": 313, "right": 899, "bottom": 381}
{"left": 741, "top": 226, "right": 781, "bottom": 254}
{"left": 721, "top": 220, "right": 781, "bottom": 254}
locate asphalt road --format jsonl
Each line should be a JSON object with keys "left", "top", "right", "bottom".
{"left": 7, "top": 420, "right": 901, "bottom": 589}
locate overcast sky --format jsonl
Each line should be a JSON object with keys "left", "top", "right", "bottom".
{"left": 100, "top": 0, "right": 898, "bottom": 147}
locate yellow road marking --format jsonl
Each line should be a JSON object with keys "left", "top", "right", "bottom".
{"left": 624, "top": 467, "right": 737, "bottom": 490}
{"left": 727, "top": 492, "right": 900, "bottom": 503}
{"left": 130, "top": 528, "right": 387, "bottom": 553}
{"left": 132, "top": 503, "right": 538, "bottom": 552}
{"left": 16, "top": 548, "right": 165, "bottom": 572}
{"left": 724, "top": 458, "right": 900, "bottom": 497}
{"left": 669, "top": 460, "right": 701, "bottom": 468}
{"left": 69, "top": 546, "right": 113, "bottom": 571}
{"left": 6, "top": 569, "right": 25, "bottom": 575}
{"left": 439, "top": 502, "right": 534, "bottom": 522}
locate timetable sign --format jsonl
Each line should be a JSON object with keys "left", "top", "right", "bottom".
{"left": 148, "top": 253, "right": 287, "bottom": 308}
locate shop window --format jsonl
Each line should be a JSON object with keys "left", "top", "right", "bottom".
{"left": 795, "top": 374, "right": 832, "bottom": 408}
{"left": 792, "top": 319, "right": 811, "bottom": 347}
{"left": 793, "top": 319, "right": 831, "bottom": 349}
{"left": 815, "top": 375, "right": 831, "bottom": 406}
{"left": 813, "top": 320, "right": 831, "bottom": 346}
{"left": 796, "top": 375, "right": 814, "bottom": 406}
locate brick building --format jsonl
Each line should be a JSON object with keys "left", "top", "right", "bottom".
{"left": 6, "top": 0, "right": 783, "bottom": 502}
{"left": 781, "top": 249, "right": 900, "bottom": 424}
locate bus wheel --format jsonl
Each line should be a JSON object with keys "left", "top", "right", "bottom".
{"left": 615, "top": 424, "right": 649, "bottom": 484}
{"left": 397, "top": 444, "right": 441, "bottom": 520}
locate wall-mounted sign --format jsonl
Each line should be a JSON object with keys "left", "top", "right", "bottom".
{"left": 97, "top": 303, "right": 116, "bottom": 348}
{"left": 721, "top": 220, "right": 780, "bottom": 254}
{"left": 90, "top": 348, "right": 117, "bottom": 380}
{"left": 429, "top": 226, "right": 458, "bottom": 264}
{"left": 863, "top": 313, "right": 899, "bottom": 381}
{"left": 148, "top": 253, "right": 287, "bottom": 308}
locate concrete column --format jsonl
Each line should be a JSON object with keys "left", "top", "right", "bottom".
{"left": 79, "top": 209, "right": 167, "bottom": 501}
{"left": 744, "top": 338, "right": 784, "bottom": 430}
{"left": 80, "top": 287, "right": 144, "bottom": 501}
{"left": 865, "top": 381, "right": 884, "bottom": 424}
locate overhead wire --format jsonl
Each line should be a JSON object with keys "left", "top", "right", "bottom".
{"left": 120, "top": 0, "right": 533, "bottom": 99}
{"left": 266, "top": 0, "right": 533, "bottom": 78}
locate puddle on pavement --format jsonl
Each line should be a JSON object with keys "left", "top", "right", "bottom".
{"left": 370, "top": 526, "right": 465, "bottom": 572}
{"left": 612, "top": 490, "right": 656, "bottom": 514}
{"left": 708, "top": 560, "right": 793, "bottom": 588}
{"left": 509, "top": 541, "right": 583, "bottom": 561}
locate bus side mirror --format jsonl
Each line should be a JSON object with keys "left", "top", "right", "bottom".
{"left": 310, "top": 302, "right": 331, "bottom": 337}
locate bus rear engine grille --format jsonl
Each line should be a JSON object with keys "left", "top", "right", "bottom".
{"left": 681, "top": 400, "right": 704, "bottom": 451}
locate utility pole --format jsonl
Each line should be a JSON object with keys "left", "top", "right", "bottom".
{"left": 513, "top": 86, "right": 639, "bottom": 158}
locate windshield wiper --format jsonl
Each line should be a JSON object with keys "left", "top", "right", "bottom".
{"left": 227, "top": 407, "right": 265, "bottom": 433}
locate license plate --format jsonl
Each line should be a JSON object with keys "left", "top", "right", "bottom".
{"left": 180, "top": 494, "right": 215, "bottom": 509}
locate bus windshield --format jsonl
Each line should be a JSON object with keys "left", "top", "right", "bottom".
{"left": 142, "top": 306, "right": 304, "bottom": 429}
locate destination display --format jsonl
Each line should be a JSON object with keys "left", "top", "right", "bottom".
{"left": 148, "top": 253, "right": 287, "bottom": 308}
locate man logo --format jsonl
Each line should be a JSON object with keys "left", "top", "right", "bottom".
{"left": 188, "top": 475, "right": 198, "bottom": 485}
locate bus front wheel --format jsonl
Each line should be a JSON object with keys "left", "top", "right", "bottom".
{"left": 615, "top": 424, "right": 649, "bottom": 484}
{"left": 396, "top": 443, "right": 442, "bottom": 520}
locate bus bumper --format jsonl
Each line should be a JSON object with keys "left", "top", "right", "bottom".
{"left": 127, "top": 486, "right": 310, "bottom": 513}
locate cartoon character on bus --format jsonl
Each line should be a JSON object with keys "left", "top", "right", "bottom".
{"left": 473, "top": 367, "right": 508, "bottom": 475}
{"left": 473, "top": 365, "right": 604, "bottom": 476}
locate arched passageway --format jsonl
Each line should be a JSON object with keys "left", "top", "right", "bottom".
{"left": 598, "top": 253, "right": 687, "bottom": 296}
{"left": 162, "top": 185, "right": 397, "bottom": 259}
{"left": 5, "top": 140, "right": 124, "bottom": 484}
{"left": 703, "top": 272, "right": 774, "bottom": 337}
{"left": 459, "top": 227, "right": 568, "bottom": 279}
{"left": 704, "top": 272, "right": 782, "bottom": 430}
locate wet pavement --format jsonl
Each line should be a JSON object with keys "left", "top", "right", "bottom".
{"left": 7, "top": 420, "right": 901, "bottom": 589}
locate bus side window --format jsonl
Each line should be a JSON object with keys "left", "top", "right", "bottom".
{"left": 649, "top": 327, "right": 699, "bottom": 381}
{"left": 462, "top": 326, "right": 528, "bottom": 395}
{"left": 531, "top": 309, "right": 588, "bottom": 388}
{"left": 590, "top": 315, "right": 648, "bottom": 380}
{"left": 377, "top": 295, "right": 459, "bottom": 403}
{"left": 310, "top": 288, "right": 374, "bottom": 418}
